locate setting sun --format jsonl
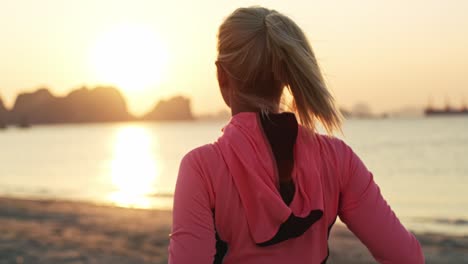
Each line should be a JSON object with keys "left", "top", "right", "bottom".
{"left": 90, "top": 23, "right": 169, "bottom": 92}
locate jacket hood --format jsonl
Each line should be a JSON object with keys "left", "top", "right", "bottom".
{"left": 216, "top": 112, "right": 324, "bottom": 244}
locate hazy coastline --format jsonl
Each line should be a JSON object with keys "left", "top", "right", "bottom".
{"left": 0, "top": 87, "right": 194, "bottom": 127}
{"left": 0, "top": 86, "right": 438, "bottom": 130}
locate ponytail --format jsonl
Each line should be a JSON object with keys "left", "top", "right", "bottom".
{"left": 265, "top": 11, "right": 342, "bottom": 134}
{"left": 218, "top": 7, "right": 342, "bottom": 134}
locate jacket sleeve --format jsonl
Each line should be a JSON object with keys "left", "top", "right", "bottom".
{"left": 169, "top": 151, "right": 216, "bottom": 264}
{"left": 336, "top": 140, "right": 424, "bottom": 264}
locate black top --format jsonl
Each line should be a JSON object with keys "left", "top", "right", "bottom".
{"left": 259, "top": 112, "right": 298, "bottom": 205}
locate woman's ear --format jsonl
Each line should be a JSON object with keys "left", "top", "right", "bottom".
{"left": 216, "top": 61, "right": 231, "bottom": 107}
{"left": 216, "top": 61, "right": 228, "bottom": 89}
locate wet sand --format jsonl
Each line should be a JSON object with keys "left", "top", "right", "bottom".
{"left": 0, "top": 197, "right": 466, "bottom": 264}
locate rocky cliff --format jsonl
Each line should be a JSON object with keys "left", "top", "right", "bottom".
{"left": 0, "top": 97, "right": 7, "bottom": 128}
{"left": 143, "top": 96, "right": 194, "bottom": 121}
{"left": 9, "top": 87, "right": 132, "bottom": 124}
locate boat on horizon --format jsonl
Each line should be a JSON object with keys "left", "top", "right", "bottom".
{"left": 425, "top": 105, "right": 468, "bottom": 116}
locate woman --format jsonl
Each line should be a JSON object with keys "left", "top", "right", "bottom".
{"left": 169, "top": 6, "right": 424, "bottom": 264}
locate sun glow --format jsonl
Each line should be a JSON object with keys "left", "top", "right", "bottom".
{"left": 90, "top": 23, "right": 169, "bottom": 92}
{"left": 108, "top": 125, "right": 160, "bottom": 208}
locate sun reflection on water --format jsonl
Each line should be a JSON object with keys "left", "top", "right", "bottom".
{"left": 108, "top": 125, "right": 159, "bottom": 209}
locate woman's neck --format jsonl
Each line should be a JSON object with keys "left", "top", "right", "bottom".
{"left": 230, "top": 99, "right": 280, "bottom": 116}
{"left": 227, "top": 81, "right": 283, "bottom": 116}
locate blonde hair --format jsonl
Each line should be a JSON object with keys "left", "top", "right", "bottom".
{"left": 217, "top": 7, "right": 342, "bottom": 134}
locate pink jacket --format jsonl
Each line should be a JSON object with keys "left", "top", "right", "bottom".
{"left": 169, "top": 112, "right": 424, "bottom": 263}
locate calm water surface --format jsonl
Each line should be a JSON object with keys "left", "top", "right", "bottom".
{"left": 0, "top": 117, "right": 467, "bottom": 235}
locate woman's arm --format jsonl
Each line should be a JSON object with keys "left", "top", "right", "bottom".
{"left": 337, "top": 141, "right": 424, "bottom": 264}
{"left": 169, "top": 151, "right": 216, "bottom": 264}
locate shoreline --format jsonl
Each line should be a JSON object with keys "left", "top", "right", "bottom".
{"left": 0, "top": 197, "right": 467, "bottom": 263}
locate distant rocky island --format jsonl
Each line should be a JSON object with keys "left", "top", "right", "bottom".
{"left": 0, "top": 97, "right": 7, "bottom": 129}
{"left": 0, "top": 87, "right": 194, "bottom": 127}
{"left": 143, "top": 96, "right": 194, "bottom": 121}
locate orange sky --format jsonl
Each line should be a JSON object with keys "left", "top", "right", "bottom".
{"left": 1, "top": 0, "right": 467, "bottom": 115}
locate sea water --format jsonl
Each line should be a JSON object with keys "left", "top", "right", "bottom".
{"left": 0, "top": 117, "right": 467, "bottom": 236}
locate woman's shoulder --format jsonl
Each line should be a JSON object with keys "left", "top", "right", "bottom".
{"left": 182, "top": 143, "right": 221, "bottom": 166}
{"left": 299, "top": 127, "right": 350, "bottom": 153}
{"left": 181, "top": 143, "right": 226, "bottom": 178}
{"left": 298, "top": 129, "right": 355, "bottom": 167}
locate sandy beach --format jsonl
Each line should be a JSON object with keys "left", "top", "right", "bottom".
{"left": 0, "top": 197, "right": 466, "bottom": 264}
